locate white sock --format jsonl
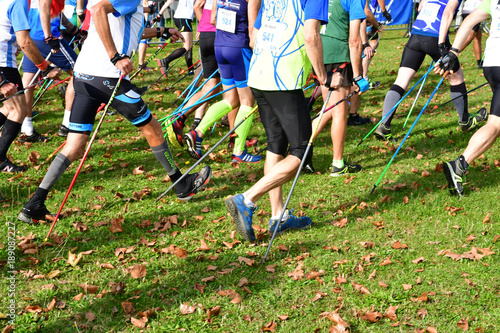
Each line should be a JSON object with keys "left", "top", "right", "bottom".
{"left": 62, "top": 110, "right": 71, "bottom": 127}
{"left": 21, "top": 117, "right": 34, "bottom": 136}
{"left": 242, "top": 193, "right": 255, "bottom": 207}
{"left": 271, "top": 210, "right": 288, "bottom": 222}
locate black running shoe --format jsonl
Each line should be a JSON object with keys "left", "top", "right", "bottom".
{"left": 58, "top": 124, "right": 69, "bottom": 137}
{"left": 442, "top": 160, "right": 465, "bottom": 196}
{"left": 302, "top": 162, "right": 316, "bottom": 174}
{"left": 18, "top": 201, "right": 51, "bottom": 224}
{"left": 0, "top": 159, "right": 26, "bottom": 173}
{"left": 374, "top": 124, "right": 397, "bottom": 142}
{"left": 176, "top": 165, "right": 212, "bottom": 202}
{"left": 347, "top": 114, "right": 371, "bottom": 126}
{"left": 329, "top": 162, "right": 362, "bottom": 177}
{"left": 459, "top": 108, "right": 487, "bottom": 132}
{"left": 18, "top": 130, "right": 51, "bottom": 143}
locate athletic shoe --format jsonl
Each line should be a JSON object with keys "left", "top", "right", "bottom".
{"left": 18, "top": 199, "right": 51, "bottom": 224}
{"left": 32, "top": 111, "right": 39, "bottom": 117}
{"left": 268, "top": 209, "right": 312, "bottom": 235}
{"left": 227, "top": 136, "right": 258, "bottom": 151}
{"left": 231, "top": 150, "right": 263, "bottom": 163}
{"left": 176, "top": 165, "right": 212, "bottom": 202}
{"left": 57, "top": 83, "right": 67, "bottom": 98}
{"left": 18, "top": 131, "right": 51, "bottom": 143}
{"left": 0, "top": 160, "right": 26, "bottom": 173}
{"left": 58, "top": 124, "right": 69, "bottom": 137}
{"left": 302, "top": 162, "right": 316, "bottom": 174}
{"left": 167, "top": 119, "right": 185, "bottom": 148}
{"left": 442, "top": 160, "right": 465, "bottom": 196}
{"left": 330, "top": 162, "right": 362, "bottom": 177}
{"left": 139, "top": 64, "right": 153, "bottom": 71}
{"left": 374, "top": 123, "right": 397, "bottom": 142}
{"left": 477, "top": 60, "right": 483, "bottom": 69}
{"left": 224, "top": 193, "right": 256, "bottom": 242}
{"left": 369, "top": 80, "right": 381, "bottom": 89}
{"left": 184, "top": 130, "right": 203, "bottom": 159}
{"left": 133, "top": 85, "right": 148, "bottom": 95}
{"left": 459, "top": 108, "right": 487, "bottom": 132}
{"left": 157, "top": 58, "right": 169, "bottom": 76}
{"left": 347, "top": 113, "right": 371, "bottom": 126}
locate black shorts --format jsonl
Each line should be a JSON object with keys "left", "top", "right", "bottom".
{"left": 174, "top": 18, "right": 193, "bottom": 32}
{"left": 69, "top": 74, "right": 152, "bottom": 135}
{"left": 251, "top": 88, "right": 311, "bottom": 159}
{"left": 199, "top": 32, "right": 220, "bottom": 79}
{"left": 314, "top": 63, "right": 354, "bottom": 87}
{"left": 483, "top": 66, "right": 500, "bottom": 117}
{"left": 462, "top": 14, "right": 480, "bottom": 32}
{"left": 400, "top": 34, "right": 451, "bottom": 71}
{"left": 0, "top": 67, "right": 23, "bottom": 90}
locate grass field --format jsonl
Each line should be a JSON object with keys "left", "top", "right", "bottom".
{"left": 1, "top": 29, "right": 499, "bottom": 332}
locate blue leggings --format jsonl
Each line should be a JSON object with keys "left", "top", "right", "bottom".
{"left": 215, "top": 46, "right": 251, "bottom": 87}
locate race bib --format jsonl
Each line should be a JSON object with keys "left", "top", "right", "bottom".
{"left": 257, "top": 21, "right": 286, "bottom": 52}
{"left": 419, "top": 3, "right": 440, "bottom": 25}
{"left": 217, "top": 8, "right": 236, "bottom": 33}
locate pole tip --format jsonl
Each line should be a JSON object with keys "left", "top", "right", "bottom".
{"left": 370, "top": 185, "right": 377, "bottom": 195}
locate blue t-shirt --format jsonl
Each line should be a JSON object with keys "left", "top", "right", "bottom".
{"left": 28, "top": 1, "right": 61, "bottom": 40}
{"left": 411, "top": 0, "right": 461, "bottom": 37}
{"left": 214, "top": 0, "right": 249, "bottom": 48}
{"left": 341, "top": 0, "right": 365, "bottom": 20}
{"left": 0, "top": 0, "right": 30, "bottom": 67}
{"left": 110, "top": 0, "right": 141, "bottom": 17}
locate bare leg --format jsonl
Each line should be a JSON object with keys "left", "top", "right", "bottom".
{"left": 463, "top": 115, "right": 500, "bottom": 163}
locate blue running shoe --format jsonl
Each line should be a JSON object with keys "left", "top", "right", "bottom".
{"left": 183, "top": 130, "right": 203, "bottom": 160}
{"left": 268, "top": 209, "right": 312, "bottom": 235}
{"left": 224, "top": 194, "right": 256, "bottom": 242}
{"left": 231, "top": 150, "right": 263, "bottom": 163}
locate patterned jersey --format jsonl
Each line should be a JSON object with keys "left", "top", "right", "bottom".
{"left": 411, "top": 0, "right": 461, "bottom": 37}
{"left": 248, "top": 0, "right": 328, "bottom": 91}
{"left": 74, "top": 0, "right": 144, "bottom": 78}
{"left": 214, "top": 0, "right": 249, "bottom": 48}
{"left": 0, "top": 0, "right": 30, "bottom": 68}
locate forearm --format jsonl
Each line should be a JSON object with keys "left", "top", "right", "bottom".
{"left": 194, "top": 0, "right": 205, "bottom": 22}
{"left": 39, "top": 0, "right": 53, "bottom": 38}
{"left": 349, "top": 21, "right": 363, "bottom": 77}
{"left": 452, "top": 10, "right": 490, "bottom": 51}
{"left": 304, "top": 19, "right": 326, "bottom": 84}
{"left": 60, "top": 13, "right": 77, "bottom": 33}
{"left": 16, "top": 31, "right": 46, "bottom": 65}
{"left": 438, "top": 9, "right": 454, "bottom": 44}
{"left": 159, "top": 0, "right": 175, "bottom": 15}
{"left": 77, "top": 0, "right": 85, "bottom": 12}
{"left": 377, "top": 0, "right": 387, "bottom": 12}
{"left": 142, "top": 27, "right": 165, "bottom": 39}
{"left": 248, "top": 0, "right": 261, "bottom": 36}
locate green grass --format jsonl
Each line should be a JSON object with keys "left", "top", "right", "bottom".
{"left": 1, "top": 30, "right": 499, "bottom": 332}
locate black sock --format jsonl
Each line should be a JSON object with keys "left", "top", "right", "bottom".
{"left": 450, "top": 82, "right": 468, "bottom": 122}
{"left": 192, "top": 117, "right": 201, "bottom": 127}
{"left": 0, "top": 113, "right": 6, "bottom": 127}
{"left": 0, "top": 119, "right": 21, "bottom": 161}
{"left": 458, "top": 155, "right": 469, "bottom": 172}
{"left": 165, "top": 47, "right": 187, "bottom": 66}
{"left": 185, "top": 49, "right": 193, "bottom": 70}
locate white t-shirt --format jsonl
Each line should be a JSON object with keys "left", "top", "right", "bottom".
{"left": 174, "top": 0, "right": 195, "bottom": 20}
{"left": 478, "top": 0, "right": 500, "bottom": 66}
{"left": 74, "top": 0, "right": 144, "bottom": 78}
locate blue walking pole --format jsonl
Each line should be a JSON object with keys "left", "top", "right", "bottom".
{"left": 370, "top": 77, "right": 445, "bottom": 194}
{"left": 403, "top": 61, "right": 434, "bottom": 128}
{"left": 169, "top": 68, "right": 204, "bottom": 107}
{"left": 357, "top": 61, "right": 439, "bottom": 147}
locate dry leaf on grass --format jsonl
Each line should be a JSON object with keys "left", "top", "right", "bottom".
{"left": 129, "top": 263, "right": 147, "bottom": 279}
{"left": 180, "top": 302, "right": 196, "bottom": 315}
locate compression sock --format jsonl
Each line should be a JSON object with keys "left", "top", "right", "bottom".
{"left": 164, "top": 47, "right": 187, "bottom": 66}
{"left": 0, "top": 119, "right": 21, "bottom": 161}
{"left": 185, "top": 49, "right": 193, "bottom": 70}
{"left": 381, "top": 85, "right": 405, "bottom": 127}
{"left": 197, "top": 100, "right": 232, "bottom": 134}
{"left": 450, "top": 82, "right": 468, "bottom": 122}
{"left": 152, "top": 141, "right": 179, "bottom": 177}
{"left": 62, "top": 110, "right": 71, "bottom": 127}
{"left": 0, "top": 113, "right": 7, "bottom": 127}
{"left": 21, "top": 117, "right": 34, "bottom": 136}
{"left": 39, "top": 153, "right": 72, "bottom": 190}
{"left": 233, "top": 105, "right": 254, "bottom": 154}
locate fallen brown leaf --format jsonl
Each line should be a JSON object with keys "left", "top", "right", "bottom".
{"left": 180, "top": 302, "right": 196, "bottom": 315}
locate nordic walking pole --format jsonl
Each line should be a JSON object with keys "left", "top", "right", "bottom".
{"left": 47, "top": 76, "right": 71, "bottom": 90}
{"left": 310, "top": 89, "right": 363, "bottom": 121}
{"left": 356, "top": 62, "right": 438, "bottom": 147}
{"left": 403, "top": 61, "right": 434, "bottom": 128}
{"left": 45, "top": 141, "right": 66, "bottom": 163}
{"left": 170, "top": 66, "right": 204, "bottom": 107}
{"left": 370, "top": 77, "right": 445, "bottom": 195}
{"left": 165, "top": 63, "right": 201, "bottom": 90}
{"left": 44, "top": 75, "right": 124, "bottom": 242}
{"left": 262, "top": 90, "right": 340, "bottom": 264}
{"left": 130, "top": 41, "right": 170, "bottom": 80}
{"left": 435, "top": 81, "right": 488, "bottom": 109}
{"left": 145, "top": 57, "right": 201, "bottom": 92}
{"left": 33, "top": 79, "right": 53, "bottom": 108}
{"left": 155, "top": 105, "right": 259, "bottom": 202}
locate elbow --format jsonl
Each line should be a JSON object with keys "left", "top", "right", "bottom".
{"left": 304, "top": 32, "right": 319, "bottom": 47}
{"left": 349, "top": 37, "right": 361, "bottom": 49}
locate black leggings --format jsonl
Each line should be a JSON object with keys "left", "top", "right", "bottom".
{"left": 400, "top": 34, "right": 450, "bottom": 71}
{"left": 483, "top": 67, "right": 500, "bottom": 117}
